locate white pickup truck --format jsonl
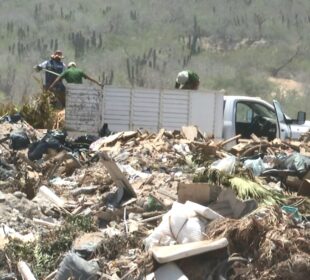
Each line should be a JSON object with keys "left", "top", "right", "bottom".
{"left": 223, "top": 95, "right": 310, "bottom": 141}
{"left": 65, "top": 84, "right": 310, "bottom": 141}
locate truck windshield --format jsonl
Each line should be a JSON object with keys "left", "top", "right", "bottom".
{"left": 250, "top": 102, "right": 275, "bottom": 119}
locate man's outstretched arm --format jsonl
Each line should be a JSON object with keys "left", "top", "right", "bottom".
{"left": 85, "top": 74, "right": 103, "bottom": 87}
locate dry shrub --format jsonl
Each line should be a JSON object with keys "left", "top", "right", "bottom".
{"left": 205, "top": 217, "right": 266, "bottom": 258}
{"left": 204, "top": 206, "right": 310, "bottom": 279}
{"left": 0, "top": 91, "right": 63, "bottom": 129}
{"left": 20, "top": 91, "right": 56, "bottom": 129}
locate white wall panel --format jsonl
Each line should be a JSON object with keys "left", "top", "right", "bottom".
{"left": 66, "top": 85, "right": 224, "bottom": 137}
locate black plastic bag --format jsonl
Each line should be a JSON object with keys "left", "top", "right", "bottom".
{"left": 9, "top": 130, "right": 30, "bottom": 150}
{"left": 28, "top": 130, "right": 67, "bottom": 160}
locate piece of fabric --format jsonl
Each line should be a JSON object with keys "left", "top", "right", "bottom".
{"left": 55, "top": 252, "right": 99, "bottom": 280}
{"left": 60, "top": 67, "right": 87, "bottom": 84}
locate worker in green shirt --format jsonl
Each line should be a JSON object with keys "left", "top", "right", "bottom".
{"left": 48, "top": 61, "right": 101, "bottom": 89}
{"left": 48, "top": 61, "right": 102, "bottom": 108}
{"left": 175, "top": 70, "right": 200, "bottom": 90}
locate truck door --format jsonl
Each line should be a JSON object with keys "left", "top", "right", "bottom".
{"left": 273, "top": 100, "right": 291, "bottom": 139}
{"left": 235, "top": 100, "right": 277, "bottom": 140}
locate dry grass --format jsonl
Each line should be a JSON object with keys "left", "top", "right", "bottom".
{"left": 0, "top": 91, "right": 63, "bottom": 129}
{"left": 204, "top": 206, "right": 310, "bottom": 279}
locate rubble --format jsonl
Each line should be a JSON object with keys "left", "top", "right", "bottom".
{"left": 0, "top": 117, "right": 309, "bottom": 279}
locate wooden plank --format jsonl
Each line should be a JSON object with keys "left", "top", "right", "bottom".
{"left": 218, "top": 134, "right": 241, "bottom": 147}
{"left": 231, "top": 142, "right": 247, "bottom": 153}
{"left": 154, "top": 128, "right": 165, "bottom": 142}
{"left": 288, "top": 140, "right": 302, "bottom": 149}
{"left": 18, "top": 261, "right": 37, "bottom": 280}
{"left": 238, "top": 139, "right": 252, "bottom": 144}
{"left": 100, "top": 152, "right": 136, "bottom": 197}
{"left": 151, "top": 238, "right": 228, "bottom": 263}
{"left": 250, "top": 133, "right": 261, "bottom": 142}
{"left": 271, "top": 138, "right": 282, "bottom": 145}
{"left": 89, "top": 132, "right": 124, "bottom": 151}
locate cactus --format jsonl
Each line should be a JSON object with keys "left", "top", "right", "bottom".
{"left": 54, "top": 39, "right": 58, "bottom": 52}
{"left": 98, "top": 34, "right": 103, "bottom": 48}
{"left": 91, "top": 30, "right": 96, "bottom": 47}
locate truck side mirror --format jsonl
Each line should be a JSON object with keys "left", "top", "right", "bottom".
{"left": 297, "top": 111, "right": 306, "bottom": 125}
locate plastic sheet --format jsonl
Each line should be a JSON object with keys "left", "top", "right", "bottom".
{"left": 281, "top": 206, "right": 302, "bottom": 223}
{"left": 243, "top": 158, "right": 266, "bottom": 176}
{"left": 210, "top": 156, "right": 236, "bottom": 175}
{"left": 9, "top": 130, "right": 30, "bottom": 150}
{"left": 278, "top": 152, "right": 310, "bottom": 175}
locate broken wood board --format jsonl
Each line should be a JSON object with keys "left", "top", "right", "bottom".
{"left": 90, "top": 132, "right": 124, "bottom": 151}
{"left": 231, "top": 142, "right": 248, "bottom": 153}
{"left": 238, "top": 139, "right": 252, "bottom": 144}
{"left": 218, "top": 134, "right": 241, "bottom": 148}
{"left": 100, "top": 152, "right": 136, "bottom": 197}
{"left": 93, "top": 132, "right": 139, "bottom": 150}
{"left": 154, "top": 128, "right": 165, "bottom": 142}
{"left": 178, "top": 183, "right": 220, "bottom": 205}
{"left": 122, "top": 131, "right": 138, "bottom": 139}
{"left": 250, "top": 133, "right": 261, "bottom": 143}
{"left": 18, "top": 261, "right": 37, "bottom": 280}
{"left": 181, "top": 126, "right": 198, "bottom": 142}
{"left": 271, "top": 138, "right": 282, "bottom": 145}
{"left": 151, "top": 238, "right": 228, "bottom": 263}
{"left": 287, "top": 140, "right": 302, "bottom": 150}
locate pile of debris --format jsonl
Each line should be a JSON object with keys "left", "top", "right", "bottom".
{"left": 0, "top": 116, "right": 309, "bottom": 280}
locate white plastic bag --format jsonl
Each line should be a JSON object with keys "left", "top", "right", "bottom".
{"left": 144, "top": 202, "right": 206, "bottom": 250}
{"left": 210, "top": 156, "right": 236, "bottom": 174}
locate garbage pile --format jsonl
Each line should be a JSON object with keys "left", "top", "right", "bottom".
{"left": 0, "top": 116, "right": 309, "bottom": 280}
